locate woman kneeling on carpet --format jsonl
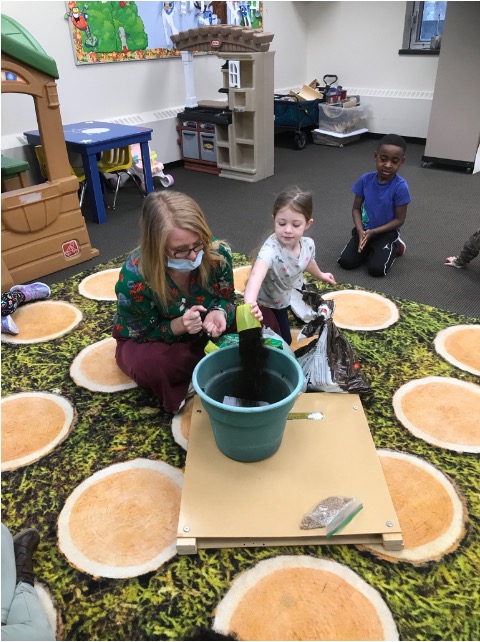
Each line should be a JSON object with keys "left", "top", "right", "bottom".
{"left": 112, "top": 190, "right": 237, "bottom": 413}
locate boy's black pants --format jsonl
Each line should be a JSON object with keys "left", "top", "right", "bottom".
{"left": 338, "top": 227, "right": 401, "bottom": 277}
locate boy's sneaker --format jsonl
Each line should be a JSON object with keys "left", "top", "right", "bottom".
{"left": 445, "top": 256, "right": 465, "bottom": 269}
{"left": 10, "top": 282, "right": 51, "bottom": 303}
{"left": 396, "top": 238, "right": 406, "bottom": 257}
{"left": 1, "top": 315, "right": 19, "bottom": 335}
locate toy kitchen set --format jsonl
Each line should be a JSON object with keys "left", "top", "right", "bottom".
{"left": 172, "top": 25, "right": 275, "bottom": 182}
{"left": 176, "top": 96, "right": 231, "bottom": 176}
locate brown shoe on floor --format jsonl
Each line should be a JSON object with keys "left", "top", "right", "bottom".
{"left": 13, "top": 528, "right": 40, "bottom": 586}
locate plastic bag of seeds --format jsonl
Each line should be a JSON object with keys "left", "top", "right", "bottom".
{"left": 301, "top": 496, "right": 363, "bottom": 535}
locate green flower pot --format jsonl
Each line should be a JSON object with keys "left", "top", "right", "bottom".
{"left": 193, "top": 345, "right": 304, "bottom": 462}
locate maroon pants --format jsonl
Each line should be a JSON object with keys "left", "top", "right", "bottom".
{"left": 115, "top": 338, "right": 206, "bottom": 413}
{"left": 115, "top": 310, "right": 281, "bottom": 413}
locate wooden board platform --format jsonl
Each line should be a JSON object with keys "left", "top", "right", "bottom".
{"left": 177, "top": 393, "right": 403, "bottom": 554}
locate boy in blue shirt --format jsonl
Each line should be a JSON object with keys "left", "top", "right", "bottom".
{"left": 338, "top": 133, "right": 411, "bottom": 277}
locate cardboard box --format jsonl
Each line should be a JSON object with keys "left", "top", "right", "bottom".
{"left": 289, "top": 84, "right": 323, "bottom": 102}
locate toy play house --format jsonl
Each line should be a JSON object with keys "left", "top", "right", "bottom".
{"left": 1, "top": 14, "right": 98, "bottom": 292}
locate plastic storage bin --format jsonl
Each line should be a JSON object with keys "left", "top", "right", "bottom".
{"left": 317, "top": 104, "right": 366, "bottom": 134}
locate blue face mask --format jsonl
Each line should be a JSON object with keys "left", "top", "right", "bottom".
{"left": 167, "top": 250, "right": 204, "bottom": 271}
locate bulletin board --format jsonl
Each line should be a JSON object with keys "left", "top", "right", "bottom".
{"left": 65, "top": 1, "right": 263, "bottom": 65}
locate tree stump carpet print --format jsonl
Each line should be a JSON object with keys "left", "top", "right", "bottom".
{"left": 1, "top": 253, "right": 479, "bottom": 641}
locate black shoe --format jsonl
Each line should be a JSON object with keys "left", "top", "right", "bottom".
{"left": 13, "top": 528, "right": 40, "bottom": 586}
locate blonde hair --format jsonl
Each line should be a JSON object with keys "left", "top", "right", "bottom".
{"left": 139, "top": 191, "right": 226, "bottom": 308}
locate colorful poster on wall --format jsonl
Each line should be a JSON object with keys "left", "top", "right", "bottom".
{"left": 65, "top": 1, "right": 263, "bottom": 65}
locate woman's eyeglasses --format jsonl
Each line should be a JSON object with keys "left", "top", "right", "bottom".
{"left": 170, "top": 242, "right": 204, "bottom": 259}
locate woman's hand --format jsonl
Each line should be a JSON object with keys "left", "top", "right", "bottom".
{"left": 203, "top": 308, "right": 227, "bottom": 339}
{"left": 181, "top": 305, "right": 207, "bottom": 334}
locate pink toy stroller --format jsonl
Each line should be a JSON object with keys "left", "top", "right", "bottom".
{"left": 129, "top": 143, "right": 174, "bottom": 189}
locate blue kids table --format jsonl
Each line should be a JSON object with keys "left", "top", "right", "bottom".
{"left": 24, "top": 121, "right": 154, "bottom": 224}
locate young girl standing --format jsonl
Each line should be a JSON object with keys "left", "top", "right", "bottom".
{"left": 244, "top": 186, "right": 336, "bottom": 345}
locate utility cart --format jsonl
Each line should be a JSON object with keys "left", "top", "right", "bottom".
{"left": 274, "top": 94, "right": 322, "bottom": 150}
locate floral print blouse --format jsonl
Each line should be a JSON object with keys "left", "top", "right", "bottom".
{"left": 112, "top": 243, "right": 235, "bottom": 343}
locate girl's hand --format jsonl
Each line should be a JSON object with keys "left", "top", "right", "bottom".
{"left": 246, "top": 301, "right": 263, "bottom": 322}
{"left": 182, "top": 305, "right": 207, "bottom": 334}
{"left": 322, "top": 273, "right": 336, "bottom": 286}
{"left": 203, "top": 308, "right": 227, "bottom": 338}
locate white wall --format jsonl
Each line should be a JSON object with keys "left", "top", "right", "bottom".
{"left": 304, "top": 2, "right": 439, "bottom": 137}
{"left": 263, "top": 1, "right": 309, "bottom": 91}
{"left": 1, "top": 1, "right": 438, "bottom": 163}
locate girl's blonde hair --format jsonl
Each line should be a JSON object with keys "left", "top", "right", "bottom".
{"left": 139, "top": 191, "right": 226, "bottom": 308}
{"left": 273, "top": 186, "right": 313, "bottom": 221}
